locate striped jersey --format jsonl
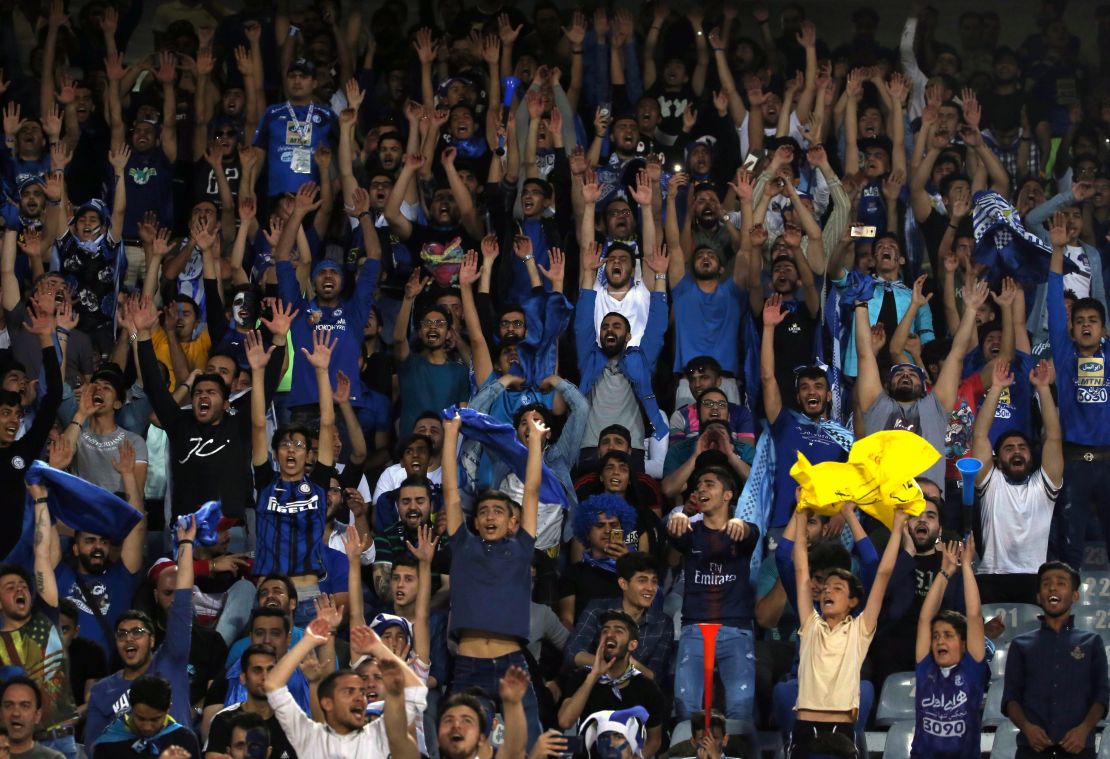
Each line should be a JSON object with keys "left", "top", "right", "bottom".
{"left": 253, "top": 462, "right": 336, "bottom": 577}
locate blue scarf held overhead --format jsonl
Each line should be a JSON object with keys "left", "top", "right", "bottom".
{"left": 972, "top": 189, "right": 1061, "bottom": 286}
{"left": 172, "top": 500, "right": 222, "bottom": 559}
{"left": 442, "top": 405, "right": 570, "bottom": 510}
{"left": 5, "top": 461, "right": 143, "bottom": 568}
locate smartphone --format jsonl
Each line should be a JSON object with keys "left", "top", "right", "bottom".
{"left": 609, "top": 528, "right": 624, "bottom": 544}
{"left": 850, "top": 224, "right": 877, "bottom": 238}
{"left": 561, "top": 736, "right": 583, "bottom": 756}
{"left": 599, "top": 101, "right": 611, "bottom": 119}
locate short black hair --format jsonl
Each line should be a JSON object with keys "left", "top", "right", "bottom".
{"left": 116, "top": 610, "right": 154, "bottom": 631}
{"left": 696, "top": 387, "right": 729, "bottom": 409}
{"left": 318, "top": 668, "right": 360, "bottom": 703}
{"left": 512, "top": 403, "right": 555, "bottom": 438}
{"left": 397, "top": 473, "right": 434, "bottom": 501}
{"left": 993, "top": 429, "right": 1034, "bottom": 457}
{"left": 616, "top": 552, "right": 660, "bottom": 582}
{"left": 249, "top": 606, "right": 291, "bottom": 633}
{"left": 823, "top": 567, "right": 864, "bottom": 601}
{"left": 694, "top": 464, "right": 739, "bottom": 505}
{"left": 129, "top": 674, "right": 172, "bottom": 711}
{"left": 684, "top": 356, "right": 722, "bottom": 376}
{"left": 0, "top": 675, "right": 42, "bottom": 709}
{"left": 598, "top": 609, "right": 639, "bottom": 640}
{"left": 939, "top": 172, "right": 972, "bottom": 199}
{"left": 601, "top": 310, "right": 632, "bottom": 333}
{"left": 932, "top": 609, "right": 968, "bottom": 642}
{"left": 417, "top": 304, "right": 453, "bottom": 328}
{"left": 191, "top": 372, "right": 230, "bottom": 401}
{"left": 0, "top": 564, "right": 32, "bottom": 589}
{"left": 240, "top": 643, "right": 278, "bottom": 672}
{"left": 597, "top": 424, "right": 632, "bottom": 447}
{"left": 1072, "top": 297, "right": 1107, "bottom": 327}
{"left": 475, "top": 488, "right": 519, "bottom": 515}
{"left": 440, "top": 693, "right": 489, "bottom": 736}
{"left": 0, "top": 390, "right": 22, "bottom": 410}
{"left": 1038, "top": 560, "right": 1081, "bottom": 592}
{"left": 258, "top": 573, "right": 297, "bottom": 603}
{"left": 58, "top": 597, "right": 79, "bottom": 621}
{"left": 271, "top": 424, "right": 313, "bottom": 453}
{"left": 227, "top": 710, "right": 269, "bottom": 743}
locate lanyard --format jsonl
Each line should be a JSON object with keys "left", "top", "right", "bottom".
{"left": 285, "top": 101, "right": 316, "bottom": 140}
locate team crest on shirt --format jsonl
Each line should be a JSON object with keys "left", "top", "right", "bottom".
{"left": 299, "top": 483, "right": 311, "bottom": 494}
{"left": 11, "top": 457, "right": 24, "bottom": 470}
{"left": 1072, "top": 646, "right": 1086, "bottom": 660}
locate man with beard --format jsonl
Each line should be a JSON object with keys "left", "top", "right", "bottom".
{"left": 556, "top": 611, "right": 665, "bottom": 757}
{"left": 855, "top": 277, "right": 989, "bottom": 494}
{"left": 374, "top": 414, "right": 445, "bottom": 501}
{"left": 273, "top": 182, "right": 381, "bottom": 416}
{"left": 971, "top": 359, "right": 1063, "bottom": 603}
{"left": 372, "top": 476, "right": 451, "bottom": 600}
{"left": 372, "top": 437, "right": 439, "bottom": 530}
{"left": 575, "top": 242, "right": 670, "bottom": 469}
{"left": 264, "top": 622, "right": 427, "bottom": 758}
{"left": 222, "top": 577, "right": 301, "bottom": 670}
{"left": 132, "top": 292, "right": 289, "bottom": 521}
{"left": 1002, "top": 561, "right": 1108, "bottom": 758}
{"left": 205, "top": 645, "right": 296, "bottom": 759}
{"left": 759, "top": 296, "right": 853, "bottom": 533}
{"left": 83, "top": 518, "right": 196, "bottom": 745}
{"left": 393, "top": 277, "right": 470, "bottom": 436}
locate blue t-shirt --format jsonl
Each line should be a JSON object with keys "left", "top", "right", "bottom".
{"left": 770, "top": 411, "right": 851, "bottom": 528}
{"left": 253, "top": 101, "right": 339, "bottom": 196}
{"left": 670, "top": 520, "right": 760, "bottom": 627}
{"left": 672, "top": 275, "right": 746, "bottom": 375}
{"left": 54, "top": 561, "right": 140, "bottom": 654}
{"left": 253, "top": 462, "right": 335, "bottom": 578}
{"left": 448, "top": 525, "right": 535, "bottom": 642}
{"left": 122, "top": 149, "right": 175, "bottom": 237}
{"left": 83, "top": 588, "right": 193, "bottom": 746}
{"left": 397, "top": 352, "right": 471, "bottom": 436}
{"left": 912, "top": 651, "right": 986, "bottom": 759}
{"left": 277, "top": 257, "right": 378, "bottom": 408}
{"left": 1048, "top": 271, "right": 1110, "bottom": 445}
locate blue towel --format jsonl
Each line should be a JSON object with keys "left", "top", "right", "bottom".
{"left": 173, "top": 500, "right": 222, "bottom": 558}
{"left": 443, "top": 405, "right": 570, "bottom": 509}
{"left": 5, "top": 461, "right": 143, "bottom": 568}
{"left": 972, "top": 190, "right": 1059, "bottom": 285}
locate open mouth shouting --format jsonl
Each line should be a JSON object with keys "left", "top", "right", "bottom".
{"left": 800, "top": 393, "right": 823, "bottom": 414}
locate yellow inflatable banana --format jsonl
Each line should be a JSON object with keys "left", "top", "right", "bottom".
{"left": 789, "top": 430, "right": 941, "bottom": 528}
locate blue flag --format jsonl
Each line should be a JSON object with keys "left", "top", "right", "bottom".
{"left": 443, "top": 405, "right": 570, "bottom": 509}
{"left": 5, "top": 461, "right": 143, "bottom": 568}
{"left": 972, "top": 190, "right": 1060, "bottom": 285}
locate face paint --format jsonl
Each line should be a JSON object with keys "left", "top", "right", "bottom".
{"left": 232, "top": 290, "right": 260, "bottom": 327}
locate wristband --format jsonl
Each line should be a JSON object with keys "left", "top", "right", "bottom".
{"left": 56, "top": 326, "right": 70, "bottom": 336}
{"left": 129, "top": 332, "right": 138, "bottom": 344}
{"left": 357, "top": 210, "right": 372, "bottom": 219}
{"left": 34, "top": 497, "right": 49, "bottom": 504}
{"left": 854, "top": 301, "right": 869, "bottom": 309}
{"left": 939, "top": 568, "right": 952, "bottom": 580}
{"left": 68, "top": 420, "right": 81, "bottom": 428}
{"left": 571, "top": 48, "right": 583, "bottom": 54}
{"left": 46, "top": 198, "right": 61, "bottom": 206}
{"left": 654, "top": 273, "right": 667, "bottom": 281}
{"left": 181, "top": 383, "right": 192, "bottom": 394}
{"left": 521, "top": 254, "right": 534, "bottom": 262}
{"left": 178, "top": 539, "right": 194, "bottom": 547}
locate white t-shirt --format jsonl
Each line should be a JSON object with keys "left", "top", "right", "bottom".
{"left": 592, "top": 281, "right": 652, "bottom": 348}
{"left": 976, "top": 466, "right": 1061, "bottom": 575}
{"left": 372, "top": 462, "right": 443, "bottom": 503}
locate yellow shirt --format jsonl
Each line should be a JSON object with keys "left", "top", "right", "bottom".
{"left": 795, "top": 610, "right": 875, "bottom": 716}
{"left": 151, "top": 327, "right": 212, "bottom": 390}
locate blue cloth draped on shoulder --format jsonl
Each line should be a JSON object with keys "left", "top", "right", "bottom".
{"left": 95, "top": 713, "right": 185, "bottom": 751}
{"left": 972, "top": 190, "right": 1061, "bottom": 285}
{"left": 442, "top": 405, "right": 570, "bottom": 510}
{"left": 4, "top": 461, "right": 143, "bottom": 567}
{"left": 172, "top": 500, "right": 222, "bottom": 558}
{"left": 518, "top": 289, "right": 572, "bottom": 385}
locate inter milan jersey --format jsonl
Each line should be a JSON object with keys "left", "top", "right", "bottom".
{"left": 253, "top": 101, "right": 338, "bottom": 196}
{"left": 253, "top": 462, "right": 336, "bottom": 578}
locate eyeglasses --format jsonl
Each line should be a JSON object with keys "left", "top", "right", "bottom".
{"left": 115, "top": 626, "right": 149, "bottom": 640}
{"left": 500, "top": 319, "right": 524, "bottom": 329}
{"left": 420, "top": 319, "right": 447, "bottom": 328}
{"left": 278, "top": 439, "right": 306, "bottom": 450}
{"left": 606, "top": 208, "right": 633, "bottom": 218}
{"left": 701, "top": 399, "right": 728, "bottom": 409}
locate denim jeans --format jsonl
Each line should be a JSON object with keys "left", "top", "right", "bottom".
{"left": 293, "top": 582, "right": 322, "bottom": 629}
{"left": 449, "top": 651, "right": 541, "bottom": 748}
{"left": 674, "top": 624, "right": 755, "bottom": 724}
{"left": 215, "top": 577, "right": 260, "bottom": 645}
{"left": 1062, "top": 457, "right": 1110, "bottom": 568}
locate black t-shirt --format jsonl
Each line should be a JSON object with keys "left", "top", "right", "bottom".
{"left": 558, "top": 563, "right": 622, "bottom": 625}
{"left": 645, "top": 82, "right": 699, "bottom": 138}
{"left": 190, "top": 157, "right": 242, "bottom": 211}
{"left": 206, "top": 703, "right": 297, "bottom": 759}
{"left": 766, "top": 303, "right": 820, "bottom": 409}
{"left": 68, "top": 636, "right": 108, "bottom": 707}
{"left": 561, "top": 667, "right": 667, "bottom": 728}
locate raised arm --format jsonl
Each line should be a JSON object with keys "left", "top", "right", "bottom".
{"left": 113, "top": 440, "right": 147, "bottom": 573}
{"left": 761, "top": 295, "right": 787, "bottom": 424}
{"left": 971, "top": 359, "right": 1010, "bottom": 485}
{"left": 521, "top": 416, "right": 544, "bottom": 538}
{"left": 1031, "top": 360, "right": 1063, "bottom": 486}
{"left": 963, "top": 535, "right": 985, "bottom": 662}
{"left": 889, "top": 275, "right": 931, "bottom": 364}
{"left": 915, "top": 539, "right": 961, "bottom": 662}
{"left": 31, "top": 487, "right": 60, "bottom": 607}
{"left": 861, "top": 508, "right": 908, "bottom": 634}
{"left": 303, "top": 329, "right": 337, "bottom": 468}
{"left": 247, "top": 329, "right": 276, "bottom": 467}
{"left": 1, "top": 230, "right": 21, "bottom": 313}
{"left": 791, "top": 509, "right": 812, "bottom": 615}
{"left": 934, "top": 279, "right": 988, "bottom": 413}
{"left": 854, "top": 298, "right": 883, "bottom": 412}
{"left": 442, "top": 414, "right": 463, "bottom": 536}
{"left": 107, "top": 144, "right": 130, "bottom": 238}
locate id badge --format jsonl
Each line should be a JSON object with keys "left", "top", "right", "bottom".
{"left": 285, "top": 119, "right": 312, "bottom": 146}
{"left": 291, "top": 148, "right": 312, "bottom": 174}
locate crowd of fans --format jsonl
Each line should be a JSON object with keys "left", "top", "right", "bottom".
{"left": 0, "top": 0, "right": 1108, "bottom": 756}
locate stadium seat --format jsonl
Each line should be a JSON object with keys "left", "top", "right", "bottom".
{"left": 670, "top": 720, "right": 692, "bottom": 748}
{"left": 881, "top": 720, "right": 915, "bottom": 759}
{"left": 983, "top": 682, "right": 1006, "bottom": 727}
{"left": 1075, "top": 609, "right": 1110, "bottom": 645}
{"left": 991, "top": 723, "right": 1019, "bottom": 758}
{"left": 875, "top": 672, "right": 916, "bottom": 726}
{"left": 982, "top": 603, "right": 1043, "bottom": 645}
{"left": 990, "top": 643, "right": 1008, "bottom": 679}
{"left": 1081, "top": 571, "right": 1110, "bottom": 606}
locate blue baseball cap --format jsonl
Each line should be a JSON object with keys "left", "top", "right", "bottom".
{"left": 311, "top": 259, "right": 345, "bottom": 280}
{"left": 889, "top": 362, "right": 928, "bottom": 384}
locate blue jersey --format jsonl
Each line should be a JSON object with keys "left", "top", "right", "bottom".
{"left": 277, "top": 258, "right": 379, "bottom": 408}
{"left": 770, "top": 411, "right": 851, "bottom": 528}
{"left": 670, "top": 520, "right": 760, "bottom": 627}
{"left": 253, "top": 101, "right": 338, "bottom": 196}
{"left": 253, "top": 462, "right": 335, "bottom": 578}
{"left": 121, "top": 149, "right": 175, "bottom": 237}
{"left": 1048, "top": 271, "right": 1110, "bottom": 445}
{"left": 912, "top": 652, "right": 986, "bottom": 758}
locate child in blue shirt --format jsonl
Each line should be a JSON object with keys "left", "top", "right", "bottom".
{"left": 912, "top": 537, "right": 987, "bottom": 759}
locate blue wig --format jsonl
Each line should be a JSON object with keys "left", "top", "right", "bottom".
{"left": 573, "top": 494, "right": 638, "bottom": 546}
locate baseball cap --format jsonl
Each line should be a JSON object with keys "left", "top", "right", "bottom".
{"left": 287, "top": 58, "right": 317, "bottom": 77}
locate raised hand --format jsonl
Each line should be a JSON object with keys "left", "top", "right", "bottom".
{"left": 796, "top": 20, "right": 817, "bottom": 48}
{"left": 992, "top": 277, "right": 1017, "bottom": 307}
{"left": 112, "top": 439, "right": 136, "bottom": 475}
{"left": 313, "top": 593, "right": 345, "bottom": 631}
{"left": 499, "top": 665, "right": 531, "bottom": 705}
{"left": 1048, "top": 211, "right": 1069, "bottom": 248}
{"left": 154, "top": 52, "right": 176, "bottom": 85}
{"left": 562, "top": 11, "right": 587, "bottom": 46}
{"left": 48, "top": 435, "right": 75, "bottom": 470}
{"left": 961, "top": 88, "right": 981, "bottom": 129}
{"left": 403, "top": 268, "right": 430, "bottom": 300}
{"left": 412, "top": 27, "right": 439, "bottom": 65}
{"left": 238, "top": 194, "right": 257, "bottom": 224}
{"left": 293, "top": 181, "right": 322, "bottom": 213}
{"left": 349, "top": 624, "right": 384, "bottom": 656}
{"left": 405, "top": 523, "right": 438, "bottom": 563}
{"left": 344, "top": 79, "right": 365, "bottom": 113}
{"left": 964, "top": 278, "right": 990, "bottom": 311}
{"left": 628, "top": 169, "right": 652, "bottom": 206}
{"left": 497, "top": 12, "right": 522, "bottom": 44}
{"left": 1029, "top": 359, "right": 1055, "bottom": 389}
{"left": 244, "top": 329, "right": 275, "bottom": 371}
{"left": 643, "top": 244, "right": 668, "bottom": 275}
{"left": 537, "top": 247, "right": 566, "bottom": 283}
{"left": 910, "top": 274, "right": 932, "bottom": 307}
{"left": 302, "top": 328, "right": 337, "bottom": 369}
{"left": 581, "top": 240, "right": 602, "bottom": 273}
{"left": 763, "top": 293, "right": 787, "bottom": 326}
{"left": 991, "top": 357, "right": 1014, "bottom": 390}
{"left": 940, "top": 539, "right": 961, "bottom": 576}
{"left": 512, "top": 235, "right": 534, "bottom": 260}
{"left": 176, "top": 513, "right": 198, "bottom": 543}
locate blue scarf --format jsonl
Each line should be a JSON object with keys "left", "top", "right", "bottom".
{"left": 5, "top": 461, "right": 143, "bottom": 567}
{"left": 580, "top": 554, "right": 617, "bottom": 573}
{"left": 972, "top": 189, "right": 1060, "bottom": 285}
{"left": 444, "top": 406, "right": 570, "bottom": 509}
{"left": 453, "top": 136, "right": 488, "bottom": 159}
{"left": 95, "top": 714, "right": 185, "bottom": 753}
{"left": 173, "top": 500, "right": 222, "bottom": 558}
